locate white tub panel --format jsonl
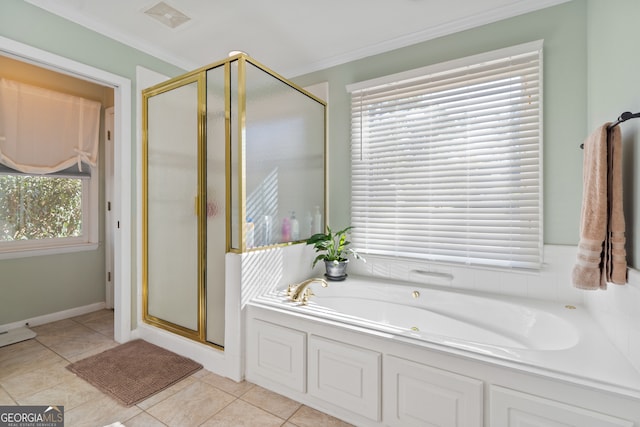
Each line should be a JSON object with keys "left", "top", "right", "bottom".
{"left": 308, "top": 335, "right": 381, "bottom": 421}
{"left": 490, "top": 385, "right": 634, "bottom": 427}
{"left": 247, "top": 319, "right": 306, "bottom": 392}
{"left": 384, "top": 355, "right": 483, "bottom": 427}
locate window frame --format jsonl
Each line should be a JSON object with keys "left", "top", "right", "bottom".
{"left": 347, "top": 40, "right": 544, "bottom": 270}
{"left": 0, "top": 164, "right": 99, "bottom": 259}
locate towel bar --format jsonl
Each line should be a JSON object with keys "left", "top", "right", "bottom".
{"left": 580, "top": 111, "right": 640, "bottom": 149}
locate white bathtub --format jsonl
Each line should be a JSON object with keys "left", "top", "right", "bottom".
{"left": 251, "top": 275, "right": 640, "bottom": 397}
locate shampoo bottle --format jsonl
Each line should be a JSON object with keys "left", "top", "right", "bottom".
{"left": 281, "top": 216, "right": 291, "bottom": 242}
{"left": 313, "top": 206, "right": 323, "bottom": 234}
{"left": 305, "top": 211, "right": 313, "bottom": 237}
{"left": 263, "top": 215, "right": 272, "bottom": 246}
{"left": 246, "top": 217, "right": 255, "bottom": 248}
{"left": 290, "top": 211, "right": 300, "bottom": 241}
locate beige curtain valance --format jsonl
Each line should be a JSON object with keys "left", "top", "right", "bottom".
{"left": 0, "top": 78, "right": 101, "bottom": 174}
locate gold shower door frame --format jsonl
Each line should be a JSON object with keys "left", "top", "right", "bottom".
{"left": 142, "top": 69, "right": 213, "bottom": 346}
{"left": 142, "top": 54, "right": 327, "bottom": 349}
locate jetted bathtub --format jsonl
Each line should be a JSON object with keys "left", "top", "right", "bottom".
{"left": 250, "top": 275, "right": 640, "bottom": 396}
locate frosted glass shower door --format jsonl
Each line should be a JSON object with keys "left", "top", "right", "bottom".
{"left": 146, "top": 80, "right": 199, "bottom": 334}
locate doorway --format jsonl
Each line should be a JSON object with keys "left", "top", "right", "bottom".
{"left": 0, "top": 35, "right": 133, "bottom": 342}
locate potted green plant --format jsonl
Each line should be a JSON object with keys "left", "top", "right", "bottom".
{"left": 306, "top": 225, "right": 364, "bottom": 280}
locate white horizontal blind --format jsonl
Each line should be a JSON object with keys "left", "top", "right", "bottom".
{"left": 349, "top": 42, "right": 543, "bottom": 269}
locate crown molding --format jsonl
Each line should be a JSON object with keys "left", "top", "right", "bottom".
{"left": 24, "top": 0, "right": 570, "bottom": 78}
{"left": 285, "top": 0, "right": 571, "bottom": 77}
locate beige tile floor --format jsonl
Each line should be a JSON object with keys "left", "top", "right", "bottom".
{"left": 0, "top": 309, "right": 353, "bottom": 427}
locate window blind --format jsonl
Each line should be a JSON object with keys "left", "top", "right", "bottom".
{"left": 348, "top": 41, "right": 543, "bottom": 270}
{"left": 0, "top": 78, "right": 101, "bottom": 175}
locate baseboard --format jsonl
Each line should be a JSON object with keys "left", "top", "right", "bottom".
{"left": 0, "top": 302, "right": 106, "bottom": 333}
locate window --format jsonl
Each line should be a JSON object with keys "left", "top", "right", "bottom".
{"left": 0, "top": 167, "right": 97, "bottom": 242}
{"left": 0, "top": 78, "right": 100, "bottom": 257}
{"left": 1, "top": 175, "right": 82, "bottom": 240}
{"left": 0, "top": 167, "right": 98, "bottom": 257}
{"left": 348, "top": 41, "right": 543, "bottom": 270}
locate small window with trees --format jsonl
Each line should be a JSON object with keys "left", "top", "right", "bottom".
{"left": 1, "top": 175, "right": 83, "bottom": 240}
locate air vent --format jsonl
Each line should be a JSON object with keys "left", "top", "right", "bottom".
{"left": 144, "top": 1, "right": 190, "bottom": 29}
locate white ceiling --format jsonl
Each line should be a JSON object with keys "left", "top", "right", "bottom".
{"left": 25, "top": 0, "right": 569, "bottom": 77}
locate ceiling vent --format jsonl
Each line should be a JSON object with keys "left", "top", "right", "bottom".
{"left": 144, "top": 1, "right": 191, "bottom": 29}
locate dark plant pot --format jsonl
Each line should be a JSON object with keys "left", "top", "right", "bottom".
{"left": 324, "top": 259, "right": 348, "bottom": 281}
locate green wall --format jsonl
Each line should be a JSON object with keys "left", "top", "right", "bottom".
{"left": 587, "top": 0, "right": 640, "bottom": 267}
{"left": 293, "top": 0, "right": 588, "bottom": 247}
{"left": 0, "top": 0, "right": 184, "bottom": 325}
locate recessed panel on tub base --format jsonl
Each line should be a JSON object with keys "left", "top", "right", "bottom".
{"left": 308, "top": 335, "right": 381, "bottom": 421}
{"left": 384, "top": 355, "right": 483, "bottom": 427}
{"left": 490, "top": 385, "right": 634, "bottom": 427}
{"left": 247, "top": 319, "right": 306, "bottom": 392}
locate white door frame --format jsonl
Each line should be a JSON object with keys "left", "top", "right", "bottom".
{"left": 105, "top": 106, "right": 115, "bottom": 309}
{"left": 0, "top": 35, "right": 133, "bottom": 343}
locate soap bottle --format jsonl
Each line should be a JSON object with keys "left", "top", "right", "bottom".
{"left": 313, "top": 206, "right": 323, "bottom": 234}
{"left": 305, "top": 211, "right": 313, "bottom": 237}
{"left": 290, "top": 211, "right": 300, "bottom": 241}
{"left": 281, "top": 216, "right": 291, "bottom": 242}
{"left": 263, "top": 215, "right": 272, "bottom": 245}
{"left": 246, "top": 217, "right": 255, "bottom": 248}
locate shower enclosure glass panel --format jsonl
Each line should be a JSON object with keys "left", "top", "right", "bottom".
{"left": 238, "top": 63, "right": 325, "bottom": 248}
{"left": 146, "top": 81, "right": 199, "bottom": 332}
{"left": 206, "top": 65, "right": 226, "bottom": 347}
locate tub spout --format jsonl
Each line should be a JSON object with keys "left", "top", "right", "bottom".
{"left": 287, "top": 278, "right": 328, "bottom": 304}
